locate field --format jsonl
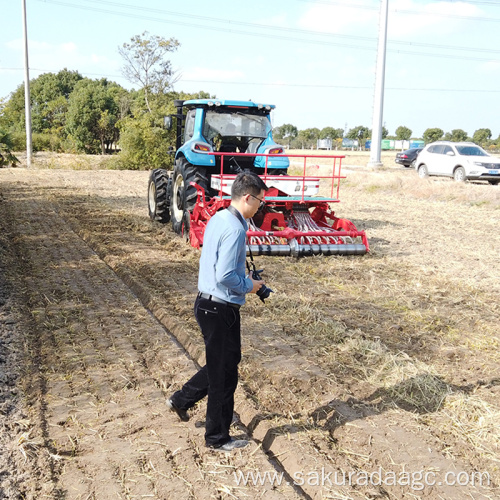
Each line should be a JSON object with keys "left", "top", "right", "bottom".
{"left": 0, "top": 151, "right": 499, "bottom": 499}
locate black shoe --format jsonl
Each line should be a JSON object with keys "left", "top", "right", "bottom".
{"left": 166, "top": 398, "right": 189, "bottom": 422}
{"left": 209, "top": 438, "right": 249, "bottom": 452}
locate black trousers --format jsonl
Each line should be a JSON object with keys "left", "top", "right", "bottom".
{"left": 170, "top": 295, "right": 241, "bottom": 447}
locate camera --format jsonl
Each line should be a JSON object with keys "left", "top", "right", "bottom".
{"left": 251, "top": 268, "right": 274, "bottom": 303}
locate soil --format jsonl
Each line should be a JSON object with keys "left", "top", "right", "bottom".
{"left": 0, "top": 158, "right": 499, "bottom": 499}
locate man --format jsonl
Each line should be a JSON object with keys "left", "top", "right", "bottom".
{"left": 167, "top": 171, "right": 268, "bottom": 452}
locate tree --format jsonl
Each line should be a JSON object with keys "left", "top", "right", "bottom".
{"left": 1, "top": 69, "right": 83, "bottom": 134}
{"left": 0, "top": 129, "right": 19, "bottom": 167}
{"left": 275, "top": 123, "right": 298, "bottom": 147}
{"left": 119, "top": 31, "right": 180, "bottom": 113}
{"left": 395, "top": 125, "right": 412, "bottom": 141}
{"left": 423, "top": 128, "right": 444, "bottom": 143}
{"left": 320, "top": 127, "right": 343, "bottom": 140}
{"left": 346, "top": 125, "right": 369, "bottom": 149}
{"left": 65, "top": 78, "right": 125, "bottom": 154}
{"left": 306, "top": 127, "right": 320, "bottom": 148}
{"left": 472, "top": 128, "right": 491, "bottom": 146}
{"left": 295, "top": 129, "right": 311, "bottom": 149}
{"left": 444, "top": 129, "right": 468, "bottom": 142}
{"left": 118, "top": 90, "right": 211, "bottom": 170}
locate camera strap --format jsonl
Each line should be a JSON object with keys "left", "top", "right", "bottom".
{"left": 226, "top": 205, "right": 256, "bottom": 272}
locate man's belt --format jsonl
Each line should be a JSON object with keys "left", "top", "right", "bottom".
{"left": 198, "top": 292, "right": 241, "bottom": 310}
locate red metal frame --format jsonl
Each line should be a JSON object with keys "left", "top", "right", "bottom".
{"left": 188, "top": 151, "right": 369, "bottom": 254}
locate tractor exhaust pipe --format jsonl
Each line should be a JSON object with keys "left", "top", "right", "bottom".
{"left": 174, "top": 99, "right": 185, "bottom": 151}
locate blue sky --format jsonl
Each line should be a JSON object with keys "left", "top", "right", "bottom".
{"left": 1, "top": 0, "right": 499, "bottom": 139}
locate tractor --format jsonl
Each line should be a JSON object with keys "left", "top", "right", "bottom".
{"left": 147, "top": 99, "right": 368, "bottom": 257}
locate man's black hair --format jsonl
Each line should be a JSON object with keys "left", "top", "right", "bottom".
{"left": 231, "top": 171, "right": 268, "bottom": 199}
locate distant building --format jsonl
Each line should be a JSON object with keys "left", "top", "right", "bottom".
{"left": 342, "top": 138, "right": 359, "bottom": 149}
{"left": 317, "top": 138, "right": 332, "bottom": 150}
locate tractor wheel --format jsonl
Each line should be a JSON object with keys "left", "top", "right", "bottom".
{"left": 417, "top": 164, "right": 429, "bottom": 178}
{"left": 170, "top": 158, "right": 209, "bottom": 235}
{"left": 453, "top": 167, "right": 466, "bottom": 182}
{"left": 148, "top": 169, "right": 171, "bottom": 223}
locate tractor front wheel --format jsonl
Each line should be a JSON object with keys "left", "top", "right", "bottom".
{"left": 148, "top": 169, "right": 171, "bottom": 223}
{"left": 170, "top": 159, "right": 209, "bottom": 235}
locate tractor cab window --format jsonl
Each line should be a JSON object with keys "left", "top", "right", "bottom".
{"left": 203, "top": 111, "right": 271, "bottom": 144}
{"left": 184, "top": 109, "right": 196, "bottom": 142}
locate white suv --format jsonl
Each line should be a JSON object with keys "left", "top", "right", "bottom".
{"left": 415, "top": 141, "right": 500, "bottom": 185}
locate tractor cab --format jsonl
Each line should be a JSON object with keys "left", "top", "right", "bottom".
{"left": 172, "top": 99, "right": 289, "bottom": 175}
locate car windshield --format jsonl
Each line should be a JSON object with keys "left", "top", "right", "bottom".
{"left": 203, "top": 111, "right": 271, "bottom": 141}
{"left": 455, "top": 145, "right": 489, "bottom": 157}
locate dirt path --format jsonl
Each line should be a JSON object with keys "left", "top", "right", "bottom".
{"left": 0, "top": 166, "right": 498, "bottom": 499}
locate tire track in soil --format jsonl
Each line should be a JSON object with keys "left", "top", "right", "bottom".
{"left": 0, "top": 183, "right": 302, "bottom": 499}
{"left": 1, "top": 170, "right": 496, "bottom": 499}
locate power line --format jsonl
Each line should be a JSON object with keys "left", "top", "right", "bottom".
{"left": 35, "top": 0, "right": 500, "bottom": 61}
{"left": 299, "top": 0, "right": 500, "bottom": 22}
{"left": 3, "top": 66, "right": 500, "bottom": 94}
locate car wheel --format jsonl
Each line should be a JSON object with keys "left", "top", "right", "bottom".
{"left": 453, "top": 167, "right": 466, "bottom": 182}
{"left": 410, "top": 159, "right": 416, "bottom": 169}
{"left": 417, "top": 165, "right": 428, "bottom": 178}
{"left": 488, "top": 180, "right": 499, "bottom": 185}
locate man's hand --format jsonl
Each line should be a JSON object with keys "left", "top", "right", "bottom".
{"left": 250, "top": 276, "right": 265, "bottom": 294}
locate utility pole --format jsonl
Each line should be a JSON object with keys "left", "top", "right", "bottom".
{"left": 22, "top": 0, "right": 32, "bottom": 168}
{"left": 368, "top": 0, "right": 389, "bottom": 169}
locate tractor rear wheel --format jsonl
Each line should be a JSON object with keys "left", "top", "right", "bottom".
{"left": 170, "top": 158, "right": 209, "bottom": 235}
{"left": 148, "top": 169, "right": 171, "bottom": 223}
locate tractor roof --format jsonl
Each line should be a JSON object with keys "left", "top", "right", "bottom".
{"left": 183, "top": 99, "right": 276, "bottom": 111}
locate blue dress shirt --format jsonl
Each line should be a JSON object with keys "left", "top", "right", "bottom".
{"left": 198, "top": 208, "right": 253, "bottom": 305}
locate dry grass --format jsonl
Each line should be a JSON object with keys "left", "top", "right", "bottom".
{"left": 440, "top": 393, "right": 500, "bottom": 461}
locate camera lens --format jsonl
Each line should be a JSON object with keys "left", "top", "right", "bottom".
{"left": 256, "top": 284, "right": 273, "bottom": 303}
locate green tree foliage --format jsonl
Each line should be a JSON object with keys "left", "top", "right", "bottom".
{"left": 2, "top": 69, "right": 82, "bottom": 134}
{"left": 0, "top": 129, "right": 19, "bottom": 167}
{"left": 395, "top": 125, "right": 412, "bottom": 141}
{"left": 65, "top": 78, "right": 126, "bottom": 154}
{"left": 294, "top": 128, "right": 320, "bottom": 149}
{"left": 319, "top": 127, "right": 343, "bottom": 140}
{"left": 423, "top": 128, "right": 444, "bottom": 143}
{"left": 273, "top": 123, "right": 298, "bottom": 147}
{"left": 1, "top": 69, "right": 83, "bottom": 151}
{"left": 346, "top": 125, "right": 369, "bottom": 148}
{"left": 444, "top": 129, "right": 468, "bottom": 142}
{"left": 119, "top": 31, "right": 180, "bottom": 113}
{"left": 346, "top": 125, "right": 369, "bottom": 141}
{"left": 118, "top": 90, "right": 211, "bottom": 170}
{"left": 472, "top": 128, "right": 492, "bottom": 146}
